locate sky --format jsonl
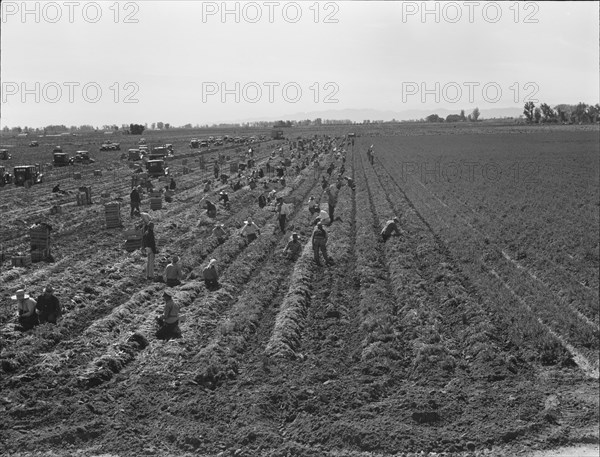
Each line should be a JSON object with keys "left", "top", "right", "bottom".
{"left": 1, "top": 1, "right": 599, "bottom": 128}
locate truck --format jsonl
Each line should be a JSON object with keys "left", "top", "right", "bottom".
{"left": 146, "top": 159, "right": 169, "bottom": 177}
{"left": 190, "top": 139, "right": 200, "bottom": 148}
{"left": 128, "top": 149, "right": 143, "bottom": 161}
{"left": 0, "top": 149, "right": 11, "bottom": 160}
{"left": 53, "top": 152, "right": 72, "bottom": 167}
{"left": 72, "top": 151, "right": 95, "bottom": 164}
{"left": 271, "top": 129, "right": 284, "bottom": 140}
{"left": 13, "top": 164, "right": 43, "bottom": 187}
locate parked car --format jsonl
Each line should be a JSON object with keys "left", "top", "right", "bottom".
{"left": 0, "top": 149, "right": 11, "bottom": 160}
{"left": 72, "top": 151, "right": 95, "bottom": 164}
{"left": 53, "top": 152, "right": 71, "bottom": 167}
{"left": 29, "top": 141, "right": 39, "bottom": 147}
{"left": 13, "top": 164, "right": 43, "bottom": 187}
{"left": 146, "top": 159, "right": 169, "bottom": 177}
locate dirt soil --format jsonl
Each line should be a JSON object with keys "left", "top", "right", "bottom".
{"left": 0, "top": 127, "right": 598, "bottom": 457}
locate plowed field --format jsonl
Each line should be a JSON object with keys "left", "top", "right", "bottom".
{"left": 1, "top": 124, "right": 598, "bottom": 457}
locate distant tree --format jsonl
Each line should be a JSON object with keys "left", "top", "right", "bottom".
{"left": 157, "top": 122, "right": 164, "bottom": 129}
{"left": 540, "top": 103, "right": 557, "bottom": 123}
{"left": 471, "top": 107, "right": 480, "bottom": 121}
{"left": 130, "top": 123, "right": 145, "bottom": 135}
{"left": 523, "top": 102, "right": 535, "bottom": 123}
{"left": 459, "top": 109, "right": 466, "bottom": 121}
{"left": 573, "top": 102, "right": 590, "bottom": 123}
{"left": 426, "top": 114, "right": 443, "bottom": 123}
{"left": 534, "top": 107, "right": 542, "bottom": 123}
{"left": 151, "top": 123, "right": 156, "bottom": 130}
{"left": 588, "top": 104, "right": 600, "bottom": 123}
{"left": 11, "top": 126, "right": 22, "bottom": 133}
{"left": 446, "top": 114, "right": 463, "bottom": 122}
{"left": 2, "top": 126, "right": 10, "bottom": 133}
{"left": 467, "top": 114, "right": 472, "bottom": 122}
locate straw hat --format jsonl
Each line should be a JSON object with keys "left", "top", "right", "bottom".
{"left": 10, "top": 289, "right": 29, "bottom": 300}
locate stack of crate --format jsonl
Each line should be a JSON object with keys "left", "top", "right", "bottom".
{"left": 76, "top": 186, "right": 92, "bottom": 206}
{"left": 124, "top": 228, "right": 143, "bottom": 252}
{"left": 182, "top": 166, "right": 190, "bottom": 175}
{"left": 105, "top": 202, "right": 122, "bottom": 229}
{"left": 94, "top": 169, "right": 102, "bottom": 176}
{"left": 12, "top": 253, "right": 32, "bottom": 268}
{"left": 30, "top": 223, "right": 51, "bottom": 263}
{"left": 150, "top": 195, "right": 162, "bottom": 210}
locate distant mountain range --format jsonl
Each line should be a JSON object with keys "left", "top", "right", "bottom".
{"left": 234, "top": 107, "right": 523, "bottom": 124}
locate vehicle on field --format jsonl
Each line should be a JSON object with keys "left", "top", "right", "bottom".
{"left": 100, "top": 142, "right": 121, "bottom": 151}
{"left": 190, "top": 139, "right": 200, "bottom": 148}
{"left": 13, "top": 164, "right": 43, "bottom": 187}
{"left": 72, "top": 151, "right": 95, "bottom": 164}
{"left": 150, "top": 146, "right": 170, "bottom": 159}
{"left": 200, "top": 140, "right": 209, "bottom": 148}
{"left": 29, "top": 141, "right": 39, "bottom": 147}
{"left": 139, "top": 138, "right": 146, "bottom": 145}
{"left": 53, "top": 146, "right": 63, "bottom": 153}
{"left": 0, "top": 149, "right": 11, "bottom": 160}
{"left": 271, "top": 129, "right": 284, "bottom": 140}
{"left": 348, "top": 132, "right": 356, "bottom": 138}
{"left": 53, "top": 152, "right": 72, "bottom": 167}
{"left": 138, "top": 145, "right": 149, "bottom": 155}
{"left": 215, "top": 137, "right": 223, "bottom": 146}
{"left": 146, "top": 159, "right": 169, "bottom": 177}
{"left": 128, "top": 149, "right": 143, "bottom": 161}
{"left": 165, "top": 144, "right": 173, "bottom": 153}
{"left": 0, "top": 165, "right": 13, "bottom": 186}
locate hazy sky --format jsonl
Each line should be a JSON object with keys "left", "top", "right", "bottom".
{"left": 1, "top": 1, "right": 598, "bottom": 128}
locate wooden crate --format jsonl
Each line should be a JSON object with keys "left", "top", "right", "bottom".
{"left": 49, "top": 205, "right": 62, "bottom": 215}
{"left": 12, "top": 255, "right": 31, "bottom": 268}
{"left": 124, "top": 239, "right": 142, "bottom": 252}
{"left": 31, "top": 249, "right": 50, "bottom": 263}
{"left": 104, "top": 203, "right": 122, "bottom": 228}
{"left": 94, "top": 170, "right": 102, "bottom": 176}
{"left": 150, "top": 197, "right": 162, "bottom": 210}
{"left": 74, "top": 172, "right": 82, "bottom": 180}
{"left": 30, "top": 225, "right": 51, "bottom": 251}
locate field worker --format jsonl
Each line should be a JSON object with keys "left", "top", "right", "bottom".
{"left": 130, "top": 185, "right": 141, "bottom": 217}
{"left": 203, "top": 258, "right": 220, "bottom": 291}
{"left": 381, "top": 217, "right": 402, "bottom": 242}
{"left": 156, "top": 290, "right": 181, "bottom": 340}
{"left": 326, "top": 184, "right": 339, "bottom": 223}
{"left": 213, "top": 162, "right": 220, "bottom": 179}
{"left": 137, "top": 211, "right": 152, "bottom": 231}
{"left": 283, "top": 232, "right": 302, "bottom": 260}
{"left": 311, "top": 222, "right": 333, "bottom": 266}
{"left": 275, "top": 197, "right": 292, "bottom": 233}
{"left": 13, "top": 288, "right": 39, "bottom": 331}
{"left": 321, "top": 176, "right": 329, "bottom": 190}
{"left": 308, "top": 196, "right": 320, "bottom": 219}
{"left": 326, "top": 163, "right": 335, "bottom": 177}
{"left": 204, "top": 199, "right": 217, "bottom": 218}
{"left": 257, "top": 193, "right": 267, "bottom": 208}
{"left": 212, "top": 223, "right": 228, "bottom": 244}
{"left": 142, "top": 222, "right": 157, "bottom": 280}
{"left": 240, "top": 217, "right": 260, "bottom": 244}
{"left": 169, "top": 177, "right": 176, "bottom": 190}
{"left": 344, "top": 176, "right": 356, "bottom": 191}
{"left": 35, "top": 285, "right": 62, "bottom": 324}
{"left": 163, "top": 256, "right": 183, "bottom": 287}
{"left": 219, "top": 191, "right": 229, "bottom": 205}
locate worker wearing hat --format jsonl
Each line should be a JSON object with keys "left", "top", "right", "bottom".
{"left": 203, "top": 258, "right": 220, "bottom": 291}
{"left": 156, "top": 289, "right": 181, "bottom": 340}
{"left": 283, "top": 232, "right": 302, "bottom": 261}
{"left": 212, "top": 222, "right": 228, "bottom": 245}
{"left": 12, "top": 288, "right": 39, "bottom": 331}
{"left": 163, "top": 256, "right": 183, "bottom": 287}
{"left": 35, "top": 285, "right": 62, "bottom": 324}
{"left": 240, "top": 217, "right": 260, "bottom": 244}
{"left": 381, "top": 216, "right": 402, "bottom": 242}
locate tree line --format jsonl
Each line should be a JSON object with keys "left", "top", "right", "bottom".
{"left": 523, "top": 102, "right": 599, "bottom": 124}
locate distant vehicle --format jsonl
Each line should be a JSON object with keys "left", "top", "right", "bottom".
{"left": 190, "top": 139, "right": 200, "bottom": 148}
{"left": 146, "top": 159, "right": 169, "bottom": 177}
{"left": 348, "top": 132, "right": 356, "bottom": 138}
{"left": 0, "top": 165, "right": 13, "bottom": 186}
{"left": 151, "top": 146, "right": 168, "bottom": 159}
{"left": 215, "top": 137, "right": 223, "bottom": 146}
{"left": 53, "top": 146, "right": 63, "bottom": 153}
{"left": 0, "top": 149, "right": 11, "bottom": 160}
{"left": 53, "top": 152, "right": 71, "bottom": 167}
{"left": 13, "top": 164, "right": 43, "bottom": 187}
{"left": 128, "top": 149, "right": 143, "bottom": 161}
{"left": 29, "top": 141, "right": 39, "bottom": 147}
{"left": 271, "top": 129, "right": 284, "bottom": 140}
{"left": 200, "top": 140, "right": 209, "bottom": 148}
{"left": 100, "top": 142, "right": 121, "bottom": 151}
{"left": 165, "top": 144, "right": 174, "bottom": 153}
{"left": 72, "top": 151, "right": 95, "bottom": 164}
{"left": 138, "top": 138, "right": 146, "bottom": 145}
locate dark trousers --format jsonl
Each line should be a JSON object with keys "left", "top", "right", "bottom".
{"left": 38, "top": 313, "right": 59, "bottom": 324}
{"left": 156, "top": 319, "right": 181, "bottom": 340}
{"left": 313, "top": 241, "right": 330, "bottom": 265}
{"left": 130, "top": 202, "right": 140, "bottom": 216}
{"left": 205, "top": 279, "right": 219, "bottom": 290}
{"left": 166, "top": 278, "right": 181, "bottom": 287}
{"left": 328, "top": 203, "right": 335, "bottom": 222}
{"left": 278, "top": 214, "right": 287, "bottom": 233}
{"left": 18, "top": 314, "right": 39, "bottom": 331}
